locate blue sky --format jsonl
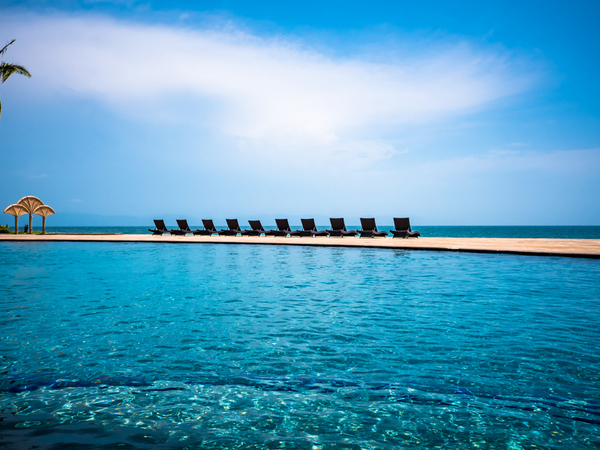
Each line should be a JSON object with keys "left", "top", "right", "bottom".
{"left": 1, "top": 0, "right": 599, "bottom": 226}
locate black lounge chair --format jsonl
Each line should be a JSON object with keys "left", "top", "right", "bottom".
{"left": 248, "top": 220, "right": 279, "bottom": 237}
{"left": 216, "top": 219, "right": 240, "bottom": 236}
{"left": 176, "top": 219, "right": 205, "bottom": 236}
{"left": 390, "top": 217, "right": 421, "bottom": 238}
{"left": 327, "top": 218, "right": 359, "bottom": 237}
{"left": 149, "top": 219, "right": 186, "bottom": 236}
{"left": 225, "top": 219, "right": 260, "bottom": 237}
{"left": 359, "top": 218, "right": 388, "bottom": 238}
{"left": 301, "top": 218, "right": 329, "bottom": 237}
{"left": 275, "top": 219, "right": 301, "bottom": 237}
{"left": 200, "top": 219, "right": 219, "bottom": 236}
{"left": 149, "top": 219, "right": 170, "bottom": 236}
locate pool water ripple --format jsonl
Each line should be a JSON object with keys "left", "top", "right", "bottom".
{"left": 1, "top": 242, "right": 599, "bottom": 448}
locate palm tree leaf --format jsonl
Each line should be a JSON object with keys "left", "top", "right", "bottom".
{"left": 0, "top": 39, "right": 16, "bottom": 57}
{"left": 0, "top": 63, "right": 32, "bottom": 83}
{"left": 0, "top": 39, "right": 30, "bottom": 119}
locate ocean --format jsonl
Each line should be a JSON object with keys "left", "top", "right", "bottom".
{"left": 36, "top": 225, "right": 600, "bottom": 239}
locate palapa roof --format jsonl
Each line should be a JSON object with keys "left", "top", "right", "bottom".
{"left": 5, "top": 196, "right": 57, "bottom": 218}
{"left": 17, "top": 196, "right": 44, "bottom": 213}
{"left": 34, "top": 205, "right": 56, "bottom": 217}
{"left": 3, "top": 204, "right": 28, "bottom": 217}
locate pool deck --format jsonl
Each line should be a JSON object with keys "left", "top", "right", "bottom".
{"left": 2, "top": 233, "right": 600, "bottom": 259}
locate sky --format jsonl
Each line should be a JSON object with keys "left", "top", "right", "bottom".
{"left": 1, "top": 0, "right": 599, "bottom": 226}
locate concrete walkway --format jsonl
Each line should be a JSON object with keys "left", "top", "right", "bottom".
{"left": 2, "top": 233, "right": 600, "bottom": 259}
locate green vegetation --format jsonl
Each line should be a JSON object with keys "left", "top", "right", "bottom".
{"left": 0, "top": 39, "right": 32, "bottom": 118}
{"left": 0, "top": 225, "right": 42, "bottom": 234}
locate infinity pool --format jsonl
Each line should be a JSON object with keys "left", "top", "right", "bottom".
{"left": 1, "top": 242, "right": 599, "bottom": 449}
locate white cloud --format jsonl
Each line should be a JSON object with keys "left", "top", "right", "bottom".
{"left": 349, "top": 148, "right": 600, "bottom": 225}
{"left": 2, "top": 11, "right": 540, "bottom": 164}
{"left": 417, "top": 148, "right": 600, "bottom": 176}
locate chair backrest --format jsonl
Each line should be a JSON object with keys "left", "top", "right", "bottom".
{"left": 248, "top": 220, "right": 265, "bottom": 231}
{"left": 301, "top": 218, "right": 317, "bottom": 231}
{"left": 226, "top": 219, "right": 241, "bottom": 230}
{"left": 360, "top": 218, "right": 377, "bottom": 231}
{"left": 330, "top": 218, "right": 346, "bottom": 231}
{"left": 202, "top": 219, "right": 216, "bottom": 231}
{"left": 276, "top": 219, "right": 291, "bottom": 231}
{"left": 154, "top": 219, "right": 167, "bottom": 230}
{"left": 393, "top": 217, "right": 411, "bottom": 231}
{"left": 177, "top": 219, "right": 190, "bottom": 231}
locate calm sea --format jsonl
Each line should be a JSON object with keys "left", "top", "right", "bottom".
{"left": 40, "top": 225, "right": 600, "bottom": 239}
{"left": 1, "top": 242, "right": 599, "bottom": 449}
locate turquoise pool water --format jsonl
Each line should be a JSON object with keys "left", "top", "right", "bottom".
{"left": 1, "top": 242, "right": 599, "bottom": 449}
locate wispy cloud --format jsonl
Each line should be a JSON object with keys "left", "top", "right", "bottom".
{"left": 416, "top": 148, "right": 600, "bottom": 177}
{"left": 2, "top": 11, "right": 541, "bottom": 164}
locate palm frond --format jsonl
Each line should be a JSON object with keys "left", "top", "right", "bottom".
{"left": 0, "top": 63, "right": 32, "bottom": 83}
{"left": 0, "top": 39, "right": 16, "bottom": 57}
{"left": 0, "top": 97, "right": 2, "bottom": 119}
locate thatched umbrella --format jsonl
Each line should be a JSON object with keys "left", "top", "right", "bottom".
{"left": 17, "top": 196, "right": 44, "bottom": 233}
{"left": 34, "top": 205, "right": 55, "bottom": 234}
{"left": 3, "top": 204, "right": 27, "bottom": 233}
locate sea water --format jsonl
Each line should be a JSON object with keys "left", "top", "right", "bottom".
{"left": 39, "top": 225, "right": 600, "bottom": 239}
{"left": 0, "top": 242, "right": 599, "bottom": 449}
